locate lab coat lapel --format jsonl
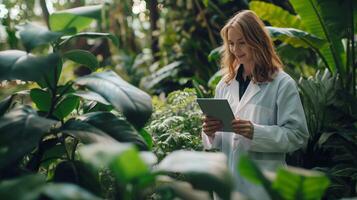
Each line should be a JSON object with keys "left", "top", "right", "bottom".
{"left": 237, "top": 81, "right": 261, "bottom": 112}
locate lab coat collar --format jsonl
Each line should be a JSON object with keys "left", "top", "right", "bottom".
{"left": 237, "top": 81, "right": 261, "bottom": 112}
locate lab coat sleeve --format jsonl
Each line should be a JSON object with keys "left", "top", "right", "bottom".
{"left": 201, "top": 80, "right": 223, "bottom": 150}
{"left": 250, "top": 78, "right": 309, "bottom": 153}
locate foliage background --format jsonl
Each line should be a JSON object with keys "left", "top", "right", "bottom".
{"left": 0, "top": 0, "right": 356, "bottom": 199}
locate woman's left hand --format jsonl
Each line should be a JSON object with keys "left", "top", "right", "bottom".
{"left": 231, "top": 119, "right": 254, "bottom": 139}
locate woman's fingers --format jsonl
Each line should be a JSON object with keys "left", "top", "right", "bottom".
{"left": 231, "top": 119, "right": 254, "bottom": 139}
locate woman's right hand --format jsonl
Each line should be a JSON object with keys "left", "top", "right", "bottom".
{"left": 202, "top": 116, "right": 222, "bottom": 137}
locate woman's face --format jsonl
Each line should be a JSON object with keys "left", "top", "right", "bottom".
{"left": 227, "top": 27, "right": 252, "bottom": 66}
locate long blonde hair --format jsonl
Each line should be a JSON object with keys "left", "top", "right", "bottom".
{"left": 220, "top": 10, "right": 282, "bottom": 83}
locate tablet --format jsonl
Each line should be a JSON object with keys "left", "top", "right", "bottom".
{"left": 197, "top": 98, "right": 235, "bottom": 132}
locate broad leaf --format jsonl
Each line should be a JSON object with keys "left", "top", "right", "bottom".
{"left": 267, "top": 26, "right": 326, "bottom": 49}
{"left": 238, "top": 155, "right": 282, "bottom": 199}
{"left": 16, "top": 22, "right": 64, "bottom": 52}
{"left": 53, "top": 161, "right": 102, "bottom": 196}
{"left": 139, "top": 128, "right": 153, "bottom": 150}
{"left": 290, "top": 0, "right": 348, "bottom": 73}
{"left": 0, "top": 95, "right": 15, "bottom": 116}
{"left": 75, "top": 70, "right": 152, "bottom": 129}
{"left": 30, "top": 88, "right": 51, "bottom": 112}
{"left": 273, "top": 167, "right": 330, "bottom": 200}
{"left": 59, "top": 32, "right": 119, "bottom": 48}
{"left": 42, "top": 183, "right": 101, "bottom": 200}
{"left": 141, "top": 61, "right": 182, "bottom": 90}
{"left": 73, "top": 91, "right": 110, "bottom": 105}
{"left": 78, "top": 112, "right": 149, "bottom": 150}
{"left": 49, "top": 5, "right": 102, "bottom": 32}
{"left": 0, "top": 174, "right": 100, "bottom": 200}
{"left": 53, "top": 94, "right": 80, "bottom": 119}
{"left": 63, "top": 50, "right": 99, "bottom": 71}
{"left": 61, "top": 119, "right": 116, "bottom": 144}
{"left": 0, "top": 106, "right": 57, "bottom": 171}
{"left": 78, "top": 143, "right": 149, "bottom": 183}
{"left": 249, "top": 1, "right": 304, "bottom": 29}
{"left": 156, "top": 150, "right": 233, "bottom": 200}
{"left": 208, "top": 46, "right": 223, "bottom": 62}
{"left": 0, "top": 174, "right": 46, "bottom": 199}
{"left": 0, "top": 50, "right": 60, "bottom": 83}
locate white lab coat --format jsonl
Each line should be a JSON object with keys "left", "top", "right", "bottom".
{"left": 202, "top": 70, "right": 309, "bottom": 200}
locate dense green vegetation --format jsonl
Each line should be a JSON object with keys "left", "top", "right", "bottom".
{"left": 0, "top": 0, "right": 356, "bottom": 199}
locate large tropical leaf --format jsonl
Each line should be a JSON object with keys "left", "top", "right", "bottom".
{"left": 156, "top": 150, "right": 233, "bottom": 200}
{"left": 61, "top": 118, "right": 117, "bottom": 144}
{"left": 59, "top": 32, "right": 119, "bottom": 48}
{"left": 0, "top": 50, "right": 60, "bottom": 83}
{"left": 249, "top": 1, "right": 304, "bottom": 29}
{"left": 72, "top": 91, "right": 110, "bottom": 105}
{"left": 0, "top": 174, "right": 100, "bottom": 200}
{"left": 78, "top": 112, "right": 149, "bottom": 150}
{"left": 63, "top": 50, "right": 99, "bottom": 71}
{"left": 75, "top": 70, "right": 152, "bottom": 129}
{"left": 267, "top": 26, "right": 326, "bottom": 49}
{"left": 238, "top": 155, "right": 282, "bottom": 200}
{"left": 78, "top": 143, "right": 149, "bottom": 183}
{"left": 49, "top": 5, "right": 102, "bottom": 32}
{"left": 0, "top": 95, "right": 15, "bottom": 116}
{"left": 298, "top": 69, "right": 338, "bottom": 137}
{"left": 53, "top": 161, "right": 102, "bottom": 196}
{"left": 289, "top": 0, "right": 348, "bottom": 73}
{"left": 140, "top": 61, "right": 182, "bottom": 90}
{"left": 16, "top": 22, "right": 65, "bottom": 52}
{"left": 273, "top": 167, "right": 330, "bottom": 200}
{"left": 0, "top": 106, "right": 57, "bottom": 171}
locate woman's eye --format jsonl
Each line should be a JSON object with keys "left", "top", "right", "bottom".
{"left": 239, "top": 42, "right": 245, "bottom": 45}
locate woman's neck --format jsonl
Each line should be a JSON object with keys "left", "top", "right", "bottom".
{"left": 243, "top": 62, "right": 254, "bottom": 79}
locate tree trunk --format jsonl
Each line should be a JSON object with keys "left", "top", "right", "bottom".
{"left": 39, "top": 0, "right": 50, "bottom": 28}
{"left": 148, "top": 0, "right": 160, "bottom": 61}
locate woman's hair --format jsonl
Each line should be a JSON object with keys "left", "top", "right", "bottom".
{"left": 220, "top": 10, "right": 282, "bottom": 83}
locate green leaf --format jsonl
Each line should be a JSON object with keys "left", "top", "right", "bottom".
{"left": 53, "top": 94, "right": 80, "bottom": 119}
{"left": 41, "top": 183, "right": 101, "bottom": 200}
{"left": 53, "top": 161, "right": 102, "bottom": 196}
{"left": 0, "top": 106, "right": 57, "bottom": 171}
{"left": 267, "top": 26, "right": 326, "bottom": 49}
{"left": 63, "top": 50, "right": 99, "bottom": 71}
{"left": 289, "top": 0, "right": 348, "bottom": 73}
{"left": 78, "top": 143, "right": 149, "bottom": 183}
{"left": 273, "top": 167, "right": 330, "bottom": 200}
{"left": 208, "top": 69, "right": 223, "bottom": 90}
{"left": 73, "top": 91, "right": 110, "bottom": 105}
{"left": 59, "top": 32, "right": 119, "bottom": 48}
{"left": 61, "top": 119, "right": 117, "bottom": 144}
{"left": 79, "top": 112, "right": 149, "bottom": 150}
{"left": 30, "top": 88, "right": 51, "bottom": 112}
{"left": 156, "top": 150, "right": 233, "bottom": 200}
{"left": 139, "top": 128, "right": 153, "bottom": 150}
{"left": 208, "top": 46, "right": 223, "bottom": 62}
{"left": 0, "top": 50, "right": 60, "bottom": 83}
{"left": 141, "top": 61, "right": 182, "bottom": 90}
{"left": 0, "top": 174, "right": 46, "bottom": 199}
{"left": 75, "top": 70, "right": 152, "bottom": 129}
{"left": 238, "top": 155, "right": 282, "bottom": 199}
{"left": 0, "top": 95, "right": 15, "bottom": 116}
{"left": 16, "top": 22, "right": 64, "bottom": 52}
{"left": 49, "top": 5, "right": 103, "bottom": 32}
{"left": 249, "top": 1, "right": 304, "bottom": 29}
{"left": 0, "top": 174, "right": 101, "bottom": 200}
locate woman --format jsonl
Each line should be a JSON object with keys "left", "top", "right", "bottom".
{"left": 201, "top": 10, "right": 309, "bottom": 199}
